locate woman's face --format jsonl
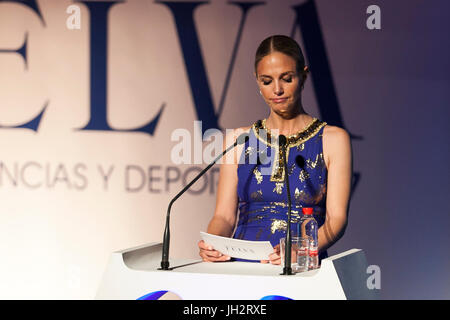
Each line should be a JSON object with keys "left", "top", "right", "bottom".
{"left": 255, "top": 51, "right": 302, "bottom": 117}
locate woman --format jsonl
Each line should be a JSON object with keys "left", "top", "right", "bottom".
{"left": 198, "top": 35, "right": 352, "bottom": 265}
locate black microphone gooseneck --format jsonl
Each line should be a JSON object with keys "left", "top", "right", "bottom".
{"left": 279, "top": 135, "right": 294, "bottom": 275}
{"left": 159, "top": 132, "right": 250, "bottom": 270}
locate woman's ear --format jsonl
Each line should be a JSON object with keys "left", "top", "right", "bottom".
{"left": 300, "top": 66, "right": 309, "bottom": 90}
{"left": 254, "top": 72, "right": 260, "bottom": 88}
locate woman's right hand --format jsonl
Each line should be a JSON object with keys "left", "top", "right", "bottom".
{"left": 198, "top": 240, "right": 231, "bottom": 262}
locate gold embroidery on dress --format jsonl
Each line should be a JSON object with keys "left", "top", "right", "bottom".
{"left": 306, "top": 153, "right": 324, "bottom": 169}
{"left": 269, "top": 143, "right": 288, "bottom": 182}
{"left": 294, "top": 188, "right": 312, "bottom": 203}
{"left": 294, "top": 187, "right": 302, "bottom": 201}
{"left": 270, "top": 219, "right": 287, "bottom": 234}
{"left": 273, "top": 182, "right": 284, "bottom": 194}
{"left": 237, "top": 202, "right": 306, "bottom": 236}
{"left": 294, "top": 187, "right": 306, "bottom": 203}
{"left": 253, "top": 167, "right": 263, "bottom": 184}
{"left": 253, "top": 118, "right": 327, "bottom": 148}
{"left": 299, "top": 169, "right": 310, "bottom": 182}
{"left": 252, "top": 118, "right": 327, "bottom": 182}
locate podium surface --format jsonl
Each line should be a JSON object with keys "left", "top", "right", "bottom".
{"left": 96, "top": 243, "right": 378, "bottom": 300}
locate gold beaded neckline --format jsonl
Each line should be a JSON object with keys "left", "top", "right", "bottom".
{"left": 254, "top": 117, "right": 326, "bottom": 148}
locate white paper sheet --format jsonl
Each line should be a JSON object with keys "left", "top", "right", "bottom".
{"left": 200, "top": 232, "right": 274, "bottom": 260}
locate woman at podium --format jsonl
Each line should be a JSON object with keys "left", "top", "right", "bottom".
{"left": 198, "top": 35, "right": 352, "bottom": 265}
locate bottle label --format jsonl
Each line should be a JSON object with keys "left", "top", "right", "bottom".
{"left": 298, "top": 247, "right": 308, "bottom": 255}
{"left": 309, "top": 249, "right": 318, "bottom": 256}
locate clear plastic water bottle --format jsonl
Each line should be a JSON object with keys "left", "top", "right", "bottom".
{"left": 294, "top": 237, "right": 309, "bottom": 272}
{"left": 297, "top": 207, "right": 319, "bottom": 270}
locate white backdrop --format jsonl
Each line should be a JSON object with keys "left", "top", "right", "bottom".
{"left": 1, "top": 0, "right": 449, "bottom": 300}
{"left": 0, "top": 0, "right": 325, "bottom": 299}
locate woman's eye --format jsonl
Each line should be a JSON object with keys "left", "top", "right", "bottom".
{"left": 283, "top": 77, "right": 292, "bottom": 83}
{"left": 262, "top": 80, "right": 271, "bottom": 85}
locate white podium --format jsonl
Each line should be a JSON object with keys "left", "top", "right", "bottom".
{"left": 96, "top": 243, "right": 378, "bottom": 300}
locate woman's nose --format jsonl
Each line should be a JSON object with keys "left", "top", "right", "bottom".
{"left": 274, "top": 81, "right": 284, "bottom": 95}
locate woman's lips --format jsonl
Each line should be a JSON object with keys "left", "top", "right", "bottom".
{"left": 271, "top": 98, "right": 288, "bottom": 103}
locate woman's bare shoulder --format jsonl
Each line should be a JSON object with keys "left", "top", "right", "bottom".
{"left": 323, "top": 124, "right": 350, "bottom": 144}
{"left": 322, "top": 125, "right": 351, "bottom": 167}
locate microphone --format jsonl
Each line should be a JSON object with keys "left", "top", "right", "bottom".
{"left": 160, "top": 132, "right": 250, "bottom": 270}
{"left": 295, "top": 154, "right": 318, "bottom": 197}
{"left": 295, "top": 154, "right": 305, "bottom": 168}
{"left": 278, "top": 135, "right": 294, "bottom": 275}
{"left": 278, "top": 134, "right": 287, "bottom": 147}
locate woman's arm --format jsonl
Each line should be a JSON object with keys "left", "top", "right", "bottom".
{"left": 206, "top": 148, "right": 239, "bottom": 236}
{"left": 319, "top": 125, "right": 353, "bottom": 253}
{"left": 198, "top": 127, "right": 248, "bottom": 262}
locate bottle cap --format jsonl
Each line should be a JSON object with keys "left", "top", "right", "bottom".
{"left": 302, "top": 207, "right": 313, "bottom": 215}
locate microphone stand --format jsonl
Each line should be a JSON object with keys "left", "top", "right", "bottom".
{"left": 279, "top": 135, "right": 294, "bottom": 275}
{"left": 159, "top": 133, "right": 249, "bottom": 271}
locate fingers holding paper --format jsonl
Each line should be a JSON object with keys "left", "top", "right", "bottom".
{"left": 267, "top": 244, "right": 281, "bottom": 265}
{"left": 261, "top": 245, "right": 281, "bottom": 264}
{"left": 198, "top": 240, "right": 231, "bottom": 262}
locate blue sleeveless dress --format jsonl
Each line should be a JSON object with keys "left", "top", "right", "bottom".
{"left": 233, "top": 118, "right": 328, "bottom": 262}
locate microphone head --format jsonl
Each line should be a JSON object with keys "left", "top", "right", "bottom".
{"left": 256, "top": 151, "right": 268, "bottom": 165}
{"left": 278, "top": 134, "right": 287, "bottom": 147}
{"left": 295, "top": 155, "right": 305, "bottom": 168}
{"left": 236, "top": 133, "right": 250, "bottom": 145}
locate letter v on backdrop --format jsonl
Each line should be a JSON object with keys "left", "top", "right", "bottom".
{"left": 0, "top": 0, "right": 350, "bottom": 137}
{"left": 0, "top": 0, "right": 359, "bottom": 161}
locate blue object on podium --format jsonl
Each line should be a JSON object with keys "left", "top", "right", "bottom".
{"left": 95, "top": 243, "right": 378, "bottom": 300}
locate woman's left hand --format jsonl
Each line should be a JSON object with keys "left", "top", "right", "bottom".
{"left": 261, "top": 244, "right": 281, "bottom": 265}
